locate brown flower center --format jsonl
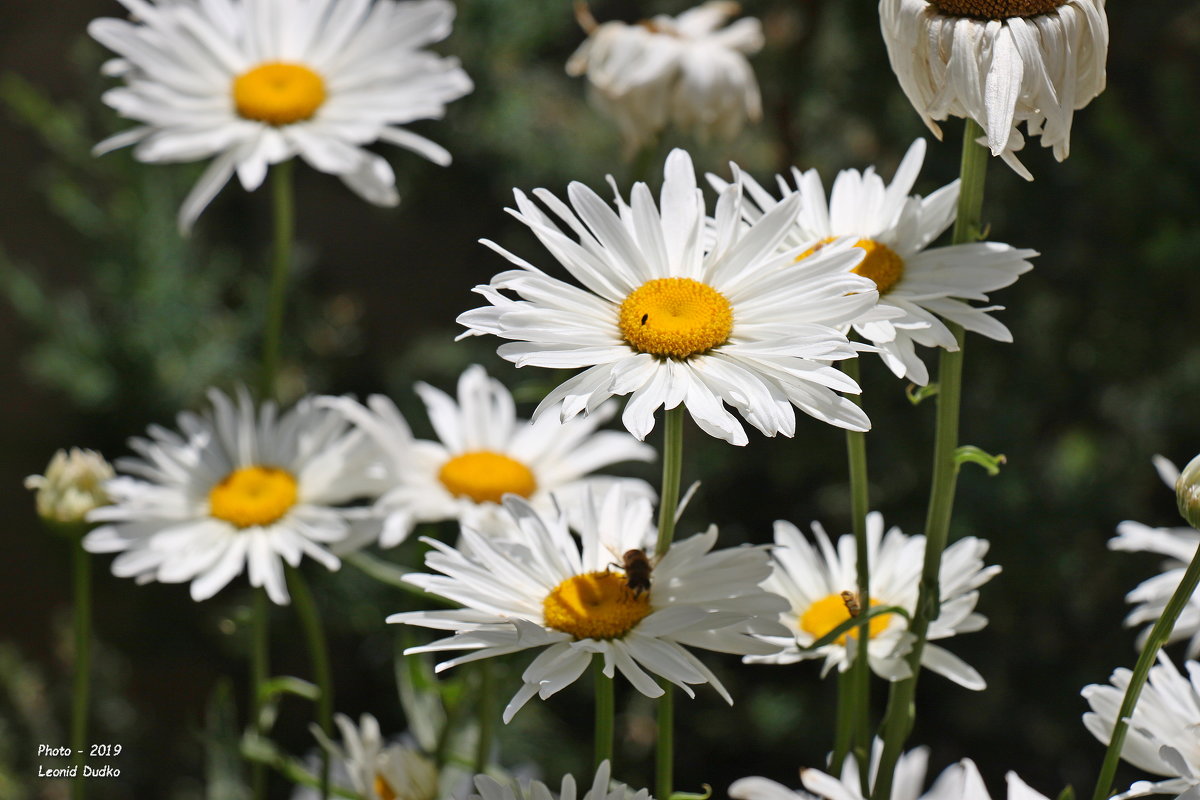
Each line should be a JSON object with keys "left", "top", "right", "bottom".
{"left": 928, "top": 0, "right": 1067, "bottom": 19}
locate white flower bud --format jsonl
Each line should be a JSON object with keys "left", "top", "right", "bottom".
{"left": 25, "top": 448, "right": 114, "bottom": 524}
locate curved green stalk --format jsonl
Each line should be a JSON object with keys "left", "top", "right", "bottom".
{"left": 288, "top": 568, "right": 333, "bottom": 800}
{"left": 475, "top": 660, "right": 496, "bottom": 774}
{"left": 260, "top": 160, "right": 295, "bottom": 400}
{"left": 872, "top": 118, "right": 987, "bottom": 800}
{"left": 655, "top": 406, "right": 686, "bottom": 800}
{"left": 594, "top": 659, "right": 615, "bottom": 770}
{"left": 1090, "top": 544, "right": 1200, "bottom": 800}
{"left": 250, "top": 589, "right": 269, "bottom": 800}
{"left": 71, "top": 537, "right": 92, "bottom": 800}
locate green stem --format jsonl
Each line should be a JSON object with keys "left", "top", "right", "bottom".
{"left": 288, "top": 568, "right": 333, "bottom": 800}
{"left": 475, "top": 660, "right": 495, "bottom": 774}
{"left": 594, "top": 659, "right": 615, "bottom": 770}
{"left": 260, "top": 160, "right": 295, "bottom": 400}
{"left": 655, "top": 406, "right": 685, "bottom": 800}
{"left": 872, "top": 119, "right": 987, "bottom": 800}
{"left": 71, "top": 537, "right": 91, "bottom": 800}
{"left": 831, "top": 670, "right": 858, "bottom": 776}
{"left": 251, "top": 589, "right": 269, "bottom": 800}
{"left": 1090, "top": 545, "right": 1200, "bottom": 800}
{"left": 839, "top": 357, "right": 872, "bottom": 791}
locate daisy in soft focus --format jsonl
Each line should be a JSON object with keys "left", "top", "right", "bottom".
{"left": 712, "top": 139, "right": 1036, "bottom": 385}
{"left": 90, "top": 0, "right": 473, "bottom": 231}
{"left": 458, "top": 148, "right": 881, "bottom": 446}
{"left": 879, "top": 0, "right": 1108, "bottom": 180}
{"left": 390, "top": 484, "right": 790, "bottom": 722}
{"left": 83, "top": 387, "right": 378, "bottom": 604}
{"left": 471, "top": 761, "right": 650, "bottom": 800}
{"left": 1082, "top": 653, "right": 1200, "bottom": 800}
{"left": 26, "top": 448, "right": 114, "bottom": 525}
{"left": 745, "top": 512, "right": 1000, "bottom": 690}
{"left": 731, "top": 740, "right": 1051, "bottom": 800}
{"left": 325, "top": 364, "right": 654, "bottom": 549}
{"left": 1108, "top": 456, "right": 1200, "bottom": 656}
{"left": 296, "top": 712, "right": 442, "bottom": 800}
{"left": 567, "top": 1, "right": 762, "bottom": 156}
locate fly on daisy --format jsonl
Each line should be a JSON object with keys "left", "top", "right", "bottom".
{"left": 390, "top": 483, "right": 790, "bottom": 721}
{"left": 458, "top": 148, "right": 881, "bottom": 446}
{"left": 711, "top": 139, "right": 1037, "bottom": 385}
{"left": 90, "top": 0, "right": 473, "bottom": 231}
{"left": 324, "top": 364, "right": 654, "bottom": 549}
{"left": 746, "top": 512, "right": 1000, "bottom": 690}
{"left": 84, "top": 387, "right": 379, "bottom": 604}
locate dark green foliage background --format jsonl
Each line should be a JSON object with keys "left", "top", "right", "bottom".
{"left": 2, "top": 0, "right": 1199, "bottom": 798}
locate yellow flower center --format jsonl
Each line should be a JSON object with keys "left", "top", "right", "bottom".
{"left": 798, "top": 237, "right": 905, "bottom": 296}
{"left": 543, "top": 571, "right": 652, "bottom": 640}
{"left": 618, "top": 278, "right": 734, "bottom": 359}
{"left": 375, "top": 774, "right": 398, "bottom": 800}
{"left": 800, "top": 593, "right": 893, "bottom": 646}
{"left": 928, "top": 0, "right": 1067, "bottom": 18}
{"left": 438, "top": 451, "right": 537, "bottom": 505}
{"left": 208, "top": 466, "right": 298, "bottom": 528}
{"left": 233, "top": 62, "right": 326, "bottom": 125}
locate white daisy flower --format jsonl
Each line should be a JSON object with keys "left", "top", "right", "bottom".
{"left": 297, "top": 713, "right": 440, "bottom": 800}
{"left": 879, "top": 0, "right": 1108, "bottom": 180}
{"left": 1108, "top": 456, "right": 1200, "bottom": 656}
{"left": 458, "top": 148, "right": 881, "bottom": 446}
{"left": 26, "top": 448, "right": 115, "bottom": 525}
{"left": 471, "top": 761, "right": 650, "bottom": 800}
{"left": 746, "top": 512, "right": 1000, "bottom": 691}
{"left": 711, "top": 138, "right": 1037, "bottom": 385}
{"left": 90, "top": 0, "right": 473, "bottom": 231}
{"left": 732, "top": 741, "right": 1050, "bottom": 800}
{"left": 1082, "top": 652, "right": 1200, "bottom": 800}
{"left": 390, "top": 483, "right": 790, "bottom": 722}
{"left": 566, "top": 1, "right": 763, "bottom": 156}
{"left": 325, "top": 364, "right": 654, "bottom": 549}
{"left": 83, "top": 387, "right": 378, "bottom": 604}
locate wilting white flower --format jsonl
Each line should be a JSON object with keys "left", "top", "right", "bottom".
{"left": 1082, "top": 652, "right": 1200, "bottom": 800}
{"left": 567, "top": 1, "right": 762, "bottom": 155}
{"left": 26, "top": 448, "right": 115, "bottom": 524}
{"left": 459, "top": 148, "right": 880, "bottom": 446}
{"left": 1109, "top": 456, "right": 1200, "bottom": 656}
{"left": 84, "top": 388, "right": 378, "bottom": 604}
{"left": 471, "top": 761, "right": 651, "bottom": 800}
{"left": 90, "top": 0, "right": 473, "bottom": 231}
{"left": 391, "top": 484, "right": 789, "bottom": 721}
{"left": 325, "top": 364, "right": 654, "bottom": 549}
{"left": 732, "top": 740, "right": 1052, "bottom": 800}
{"left": 714, "top": 138, "right": 1036, "bottom": 384}
{"left": 879, "top": 0, "right": 1108, "bottom": 180}
{"left": 296, "top": 713, "right": 440, "bottom": 800}
{"left": 746, "top": 512, "right": 1000, "bottom": 690}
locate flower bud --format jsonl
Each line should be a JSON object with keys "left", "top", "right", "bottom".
{"left": 25, "top": 448, "right": 113, "bottom": 524}
{"left": 1176, "top": 453, "right": 1200, "bottom": 530}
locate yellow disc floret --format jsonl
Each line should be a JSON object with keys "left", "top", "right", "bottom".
{"left": 374, "top": 774, "right": 398, "bottom": 800}
{"left": 438, "top": 451, "right": 537, "bottom": 505}
{"left": 543, "top": 571, "right": 652, "bottom": 640}
{"left": 929, "top": 0, "right": 1066, "bottom": 18}
{"left": 800, "top": 593, "right": 893, "bottom": 645}
{"left": 208, "top": 466, "right": 299, "bottom": 528}
{"left": 618, "top": 277, "right": 734, "bottom": 359}
{"left": 233, "top": 62, "right": 326, "bottom": 126}
{"left": 798, "top": 237, "right": 905, "bottom": 295}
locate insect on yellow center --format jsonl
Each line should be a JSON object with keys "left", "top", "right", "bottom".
{"left": 437, "top": 451, "right": 537, "bottom": 505}
{"left": 800, "top": 593, "right": 893, "bottom": 646}
{"left": 208, "top": 466, "right": 298, "bottom": 528}
{"left": 618, "top": 277, "right": 734, "bottom": 359}
{"left": 798, "top": 237, "right": 905, "bottom": 296}
{"left": 543, "top": 571, "right": 652, "bottom": 640}
{"left": 928, "top": 0, "right": 1067, "bottom": 18}
{"left": 233, "top": 62, "right": 326, "bottom": 125}
{"left": 374, "top": 774, "right": 398, "bottom": 800}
